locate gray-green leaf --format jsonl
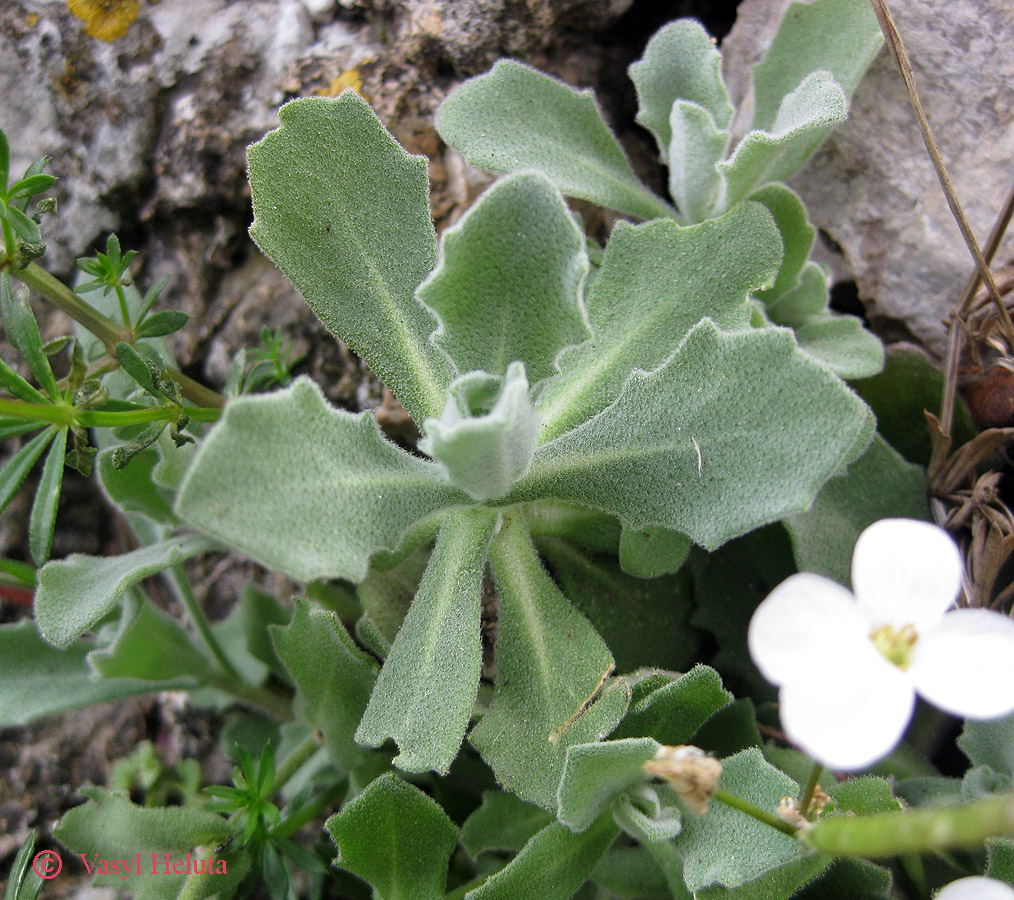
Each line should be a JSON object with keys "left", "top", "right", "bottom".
{"left": 537, "top": 202, "right": 781, "bottom": 439}
{"left": 418, "top": 171, "right": 590, "bottom": 383}
{"left": 514, "top": 321, "right": 870, "bottom": 549}
{"left": 667, "top": 101, "right": 730, "bottom": 223}
{"left": 176, "top": 378, "right": 462, "bottom": 583}
{"left": 356, "top": 508, "right": 496, "bottom": 773}
{"left": 35, "top": 533, "right": 216, "bottom": 648}
{"left": 461, "top": 792, "right": 555, "bottom": 858}
{"left": 436, "top": 60, "right": 674, "bottom": 221}
{"left": 248, "top": 94, "right": 450, "bottom": 422}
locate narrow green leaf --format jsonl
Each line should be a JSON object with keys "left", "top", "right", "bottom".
{"left": 557, "top": 738, "right": 661, "bottom": 832}
{"left": 35, "top": 532, "right": 216, "bottom": 647}
{"left": 515, "top": 321, "right": 870, "bottom": 549}
{"left": 3, "top": 205, "right": 42, "bottom": 244}
{"left": 436, "top": 59, "right": 674, "bottom": 221}
{"left": 176, "top": 378, "right": 462, "bottom": 583}
{"left": 667, "top": 101, "right": 730, "bottom": 223}
{"left": 115, "top": 342, "right": 160, "bottom": 395}
{"left": 717, "top": 72, "right": 847, "bottom": 212}
{"left": 248, "top": 94, "right": 450, "bottom": 423}
{"left": 4, "top": 832, "right": 43, "bottom": 900}
{"left": 461, "top": 792, "right": 555, "bottom": 858}
{"left": 326, "top": 774, "right": 458, "bottom": 900}
{"left": 618, "top": 524, "right": 691, "bottom": 578}
{"left": 466, "top": 814, "right": 619, "bottom": 900}
{"left": 0, "top": 356, "right": 49, "bottom": 404}
{"left": 784, "top": 434, "right": 929, "bottom": 586}
{"left": 356, "top": 507, "right": 496, "bottom": 773}
{"left": 629, "top": 18, "right": 734, "bottom": 160}
{"left": 28, "top": 427, "right": 66, "bottom": 565}
{"left": 472, "top": 515, "right": 629, "bottom": 809}
{"left": 134, "top": 309, "right": 189, "bottom": 339}
{"left": 0, "top": 419, "right": 43, "bottom": 441}
{"left": 674, "top": 748, "right": 810, "bottom": 891}
{"left": 0, "top": 427, "right": 54, "bottom": 516}
{"left": 88, "top": 595, "right": 216, "bottom": 684}
{"left": 752, "top": 0, "right": 882, "bottom": 134}
{"left": 537, "top": 203, "right": 781, "bottom": 439}
{"left": 418, "top": 171, "right": 590, "bottom": 383}
{"left": 0, "top": 127, "right": 9, "bottom": 190}
{"left": 7, "top": 174, "right": 56, "bottom": 200}
{"left": 1, "top": 273, "right": 60, "bottom": 399}
{"left": 421, "top": 364, "right": 540, "bottom": 502}
{"left": 270, "top": 598, "right": 378, "bottom": 769}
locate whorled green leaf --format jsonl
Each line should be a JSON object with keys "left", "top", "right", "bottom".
{"left": 674, "top": 749, "right": 813, "bottom": 891}
{"left": 514, "top": 321, "right": 870, "bottom": 549}
{"left": 418, "top": 171, "right": 590, "bottom": 383}
{"left": 176, "top": 378, "right": 463, "bottom": 583}
{"left": 752, "top": 0, "right": 882, "bottom": 135}
{"left": 35, "top": 532, "right": 216, "bottom": 648}
{"left": 248, "top": 94, "right": 450, "bottom": 422}
{"left": 436, "top": 59, "right": 674, "bottom": 221}
{"left": 612, "top": 665, "right": 732, "bottom": 745}
{"left": 785, "top": 434, "right": 929, "bottom": 586}
{"left": 461, "top": 791, "right": 555, "bottom": 858}
{"left": 629, "top": 18, "right": 734, "bottom": 160}
{"left": 717, "top": 72, "right": 846, "bottom": 213}
{"left": 537, "top": 203, "right": 781, "bottom": 439}
{"left": 88, "top": 595, "right": 217, "bottom": 685}
{"left": 466, "top": 814, "right": 619, "bottom": 900}
{"left": 539, "top": 537, "right": 699, "bottom": 673}
{"left": 618, "top": 524, "right": 691, "bottom": 578}
{"left": 356, "top": 508, "right": 497, "bottom": 774}
{"left": 472, "top": 515, "right": 629, "bottom": 809}
{"left": 557, "top": 738, "right": 661, "bottom": 832}
{"left": 1, "top": 272, "right": 59, "bottom": 400}
{"left": 28, "top": 427, "right": 66, "bottom": 565}
{"left": 271, "top": 598, "right": 378, "bottom": 770}
{"left": 667, "top": 100, "right": 730, "bottom": 223}
{"left": 326, "top": 774, "right": 458, "bottom": 900}
{"left": 420, "top": 364, "right": 540, "bottom": 502}
{"left": 0, "top": 426, "right": 55, "bottom": 517}
{"left": 0, "top": 621, "right": 191, "bottom": 726}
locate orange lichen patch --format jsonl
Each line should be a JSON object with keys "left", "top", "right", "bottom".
{"left": 26, "top": 12, "right": 40, "bottom": 26}
{"left": 67, "top": 0, "right": 140, "bottom": 42}
{"left": 319, "top": 69, "right": 366, "bottom": 100}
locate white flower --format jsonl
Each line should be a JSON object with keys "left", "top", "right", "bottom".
{"left": 935, "top": 877, "right": 1014, "bottom": 900}
{"left": 748, "top": 518, "right": 1014, "bottom": 770}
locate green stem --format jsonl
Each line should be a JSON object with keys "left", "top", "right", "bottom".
{"left": 271, "top": 780, "right": 347, "bottom": 841}
{"left": 1, "top": 218, "right": 16, "bottom": 260}
{"left": 798, "top": 761, "right": 823, "bottom": 821}
{"left": 0, "top": 396, "right": 220, "bottom": 428}
{"left": 269, "top": 732, "right": 323, "bottom": 798}
{"left": 113, "top": 281, "right": 131, "bottom": 328}
{"left": 712, "top": 789, "right": 799, "bottom": 838}
{"left": 0, "top": 397, "right": 72, "bottom": 426}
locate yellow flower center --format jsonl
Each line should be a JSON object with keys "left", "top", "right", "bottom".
{"left": 870, "top": 623, "right": 919, "bottom": 669}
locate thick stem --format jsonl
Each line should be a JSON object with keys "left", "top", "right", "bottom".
{"left": 0, "top": 397, "right": 72, "bottom": 426}
{"left": 712, "top": 789, "right": 799, "bottom": 838}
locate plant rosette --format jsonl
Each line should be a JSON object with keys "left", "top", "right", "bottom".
{"left": 749, "top": 518, "right": 1014, "bottom": 770}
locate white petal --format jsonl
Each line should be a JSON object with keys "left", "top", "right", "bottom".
{"left": 852, "top": 519, "right": 963, "bottom": 630}
{"left": 779, "top": 648, "right": 915, "bottom": 770}
{"left": 910, "top": 609, "right": 1014, "bottom": 718}
{"left": 935, "top": 877, "right": 1014, "bottom": 900}
{"left": 748, "top": 573, "right": 869, "bottom": 686}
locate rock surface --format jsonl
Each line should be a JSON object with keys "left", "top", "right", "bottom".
{"left": 722, "top": 0, "right": 1014, "bottom": 355}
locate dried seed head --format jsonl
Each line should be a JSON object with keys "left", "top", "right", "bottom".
{"left": 642, "top": 744, "right": 723, "bottom": 815}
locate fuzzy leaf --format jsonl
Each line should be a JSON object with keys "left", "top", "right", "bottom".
{"left": 176, "top": 378, "right": 462, "bottom": 583}
{"left": 0, "top": 427, "right": 54, "bottom": 516}
{"left": 356, "top": 508, "right": 496, "bottom": 773}
{"left": 271, "top": 598, "right": 378, "bottom": 769}
{"left": 959, "top": 712, "right": 1014, "bottom": 776}
{"left": 326, "top": 774, "right": 458, "bottom": 900}
{"left": 765, "top": 260, "right": 828, "bottom": 325}
{"left": 515, "top": 321, "right": 870, "bottom": 549}
{"left": 794, "top": 315, "right": 884, "bottom": 378}
{"left": 461, "top": 792, "right": 555, "bottom": 858}
{"left": 752, "top": 0, "right": 882, "bottom": 134}
{"left": 0, "top": 621, "right": 190, "bottom": 726}
{"left": 629, "top": 18, "right": 734, "bottom": 160}
{"left": 667, "top": 101, "right": 730, "bottom": 223}
{"left": 357, "top": 546, "right": 428, "bottom": 644}
{"left": 593, "top": 846, "right": 683, "bottom": 900}
{"left": 674, "top": 748, "right": 815, "bottom": 891}
{"left": 558, "top": 738, "right": 661, "bottom": 832}
{"left": 794, "top": 859, "right": 893, "bottom": 899}
{"left": 750, "top": 184, "right": 816, "bottom": 302}
{"left": 785, "top": 434, "right": 929, "bottom": 586}
{"left": 436, "top": 60, "right": 674, "bottom": 221}
{"left": 537, "top": 203, "right": 781, "bottom": 439}
{"left": 420, "top": 364, "right": 540, "bottom": 502}
{"left": 28, "top": 427, "right": 66, "bottom": 565}
{"left": 472, "top": 516, "right": 629, "bottom": 809}
{"left": 612, "top": 666, "right": 732, "bottom": 744}
{"left": 97, "top": 447, "right": 177, "bottom": 525}
{"left": 467, "top": 815, "right": 619, "bottom": 900}
{"left": 618, "top": 524, "right": 691, "bottom": 578}
{"left": 717, "top": 72, "right": 846, "bottom": 213}
{"left": 35, "top": 533, "right": 216, "bottom": 648}
{"left": 418, "top": 171, "right": 590, "bottom": 382}
{"left": 248, "top": 94, "right": 449, "bottom": 422}
{"left": 1, "top": 273, "right": 59, "bottom": 399}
